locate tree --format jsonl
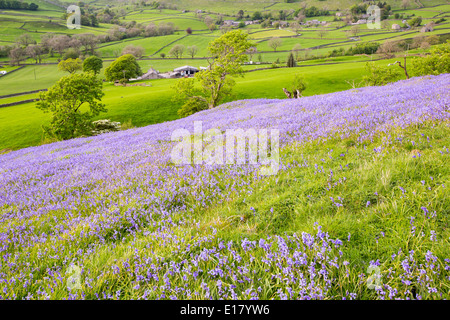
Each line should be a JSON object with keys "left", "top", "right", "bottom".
{"left": 173, "top": 30, "right": 252, "bottom": 111}
{"left": 36, "top": 72, "right": 106, "bottom": 140}
{"left": 408, "top": 16, "right": 422, "bottom": 27}
{"left": 169, "top": 44, "right": 185, "bottom": 59}
{"left": 186, "top": 27, "right": 193, "bottom": 35}
{"left": 402, "top": 0, "right": 410, "bottom": 10}
{"left": 63, "top": 48, "right": 80, "bottom": 60}
{"left": 51, "top": 35, "right": 71, "bottom": 57}
{"left": 8, "top": 47, "right": 24, "bottom": 66}
{"left": 246, "top": 46, "right": 257, "bottom": 62}
{"left": 16, "top": 33, "right": 36, "bottom": 47}
{"left": 292, "top": 43, "right": 301, "bottom": 61}
{"left": 187, "top": 45, "right": 198, "bottom": 58}
{"left": 350, "top": 25, "right": 360, "bottom": 37}
{"left": 160, "top": 53, "right": 166, "bottom": 59}
{"left": 362, "top": 62, "right": 402, "bottom": 86}
{"left": 317, "top": 26, "right": 328, "bottom": 39}
{"left": 283, "top": 73, "right": 306, "bottom": 98}
{"left": 58, "top": 58, "right": 83, "bottom": 74}
{"left": 208, "top": 23, "right": 217, "bottom": 32}
{"left": 104, "top": 54, "right": 143, "bottom": 82}
{"left": 252, "top": 11, "right": 262, "bottom": 20}
{"left": 40, "top": 33, "right": 55, "bottom": 55}
{"left": 26, "top": 44, "right": 43, "bottom": 64}
{"left": 237, "top": 10, "right": 244, "bottom": 20}
{"left": 290, "top": 21, "right": 301, "bottom": 34}
{"left": 74, "top": 33, "right": 99, "bottom": 55}
{"left": 82, "top": 55, "right": 103, "bottom": 74}
{"left": 287, "top": 52, "right": 296, "bottom": 67}
{"left": 121, "top": 45, "right": 145, "bottom": 58}
{"left": 268, "top": 37, "right": 282, "bottom": 52}
{"left": 377, "top": 40, "right": 401, "bottom": 57}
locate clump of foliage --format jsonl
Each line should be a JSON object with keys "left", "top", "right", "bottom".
{"left": 287, "top": 52, "right": 296, "bottom": 67}
{"left": 172, "top": 30, "right": 252, "bottom": 114}
{"left": 104, "top": 54, "right": 142, "bottom": 82}
{"left": 408, "top": 16, "right": 422, "bottom": 27}
{"left": 58, "top": 58, "right": 82, "bottom": 74}
{"left": 347, "top": 42, "right": 380, "bottom": 55}
{"left": 362, "top": 62, "right": 402, "bottom": 86}
{"left": 82, "top": 56, "right": 103, "bottom": 74}
{"left": 410, "top": 41, "right": 450, "bottom": 76}
{"left": 36, "top": 72, "right": 106, "bottom": 140}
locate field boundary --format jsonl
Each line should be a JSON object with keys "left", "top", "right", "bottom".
{"left": 0, "top": 98, "right": 39, "bottom": 108}
{"left": 0, "top": 88, "right": 46, "bottom": 99}
{"left": 0, "top": 65, "right": 25, "bottom": 77}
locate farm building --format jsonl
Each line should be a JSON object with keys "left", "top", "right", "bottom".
{"left": 174, "top": 65, "right": 199, "bottom": 77}
{"left": 137, "top": 67, "right": 161, "bottom": 80}
{"left": 421, "top": 23, "right": 434, "bottom": 33}
{"left": 392, "top": 24, "right": 401, "bottom": 30}
{"left": 0, "top": 71, "right": 7, "bottom": 75}
{"left": 223, "top": 20, "right": 240, "bottom": 27}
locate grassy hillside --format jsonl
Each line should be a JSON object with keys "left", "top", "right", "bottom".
{"left": 0, "top": 74, "right": 448, "bottom": 299}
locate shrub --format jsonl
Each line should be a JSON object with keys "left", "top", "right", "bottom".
{"left": 362, "top": 62, "right": 402, "bottom": 86}
{"left": 410, "top": 41, "right": 450, "bottom": 76}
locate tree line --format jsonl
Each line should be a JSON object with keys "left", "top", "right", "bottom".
{"left": 0, "top": 0, "right": 38, "bottom": 10}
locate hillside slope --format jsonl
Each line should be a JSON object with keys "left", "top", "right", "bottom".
{"left": 0, "top": 74, "right": 449, "bottom": 300}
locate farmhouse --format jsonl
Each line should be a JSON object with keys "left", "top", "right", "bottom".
{"left": 272, "top": 20, "right": 289, "bottom": 27}
{"left": 306, "top": 20, "right": 320, "bottom": 26}
{"left": 223, "top": 20, "right": 240, "bottom": 27}
{"left": 392, "top": 24, "right": 401, "bottom": 30}
{"left": 421, "top": 23, "right": 434, "bottom": 33}
{"left": 244, "top": 21, "right": 253, "bottom": 25}
{"left": 137, "top": 67, "right": 161, "bottom": 80}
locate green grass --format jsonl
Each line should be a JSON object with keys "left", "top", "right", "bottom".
{"left": 98, "top": 35, "right": 185, "bottom": 57}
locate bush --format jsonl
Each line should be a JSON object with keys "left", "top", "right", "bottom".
{"left": 63, "top": 48, "right": 80, "bottom": 60}
{"left": 177, "top": 98, "right": 208, "bottom": 117}
{"left": 410, "top": 41, "right": 450, "bottom": 76}
{"left": 362, "top": 62, "right": 402, "bottom": 86}
{"left": 408, "top": 16, "right": 422, "bottom": 27}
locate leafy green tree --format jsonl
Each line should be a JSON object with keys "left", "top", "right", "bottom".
{"left": 104, "top": 54, "right": 142, "bottom": 82}
{"left": 36, "top": 72, "right": 106, "bottom": 140}
{"left": 252, "top": 11, "right": 262, "bottom": 20}
{"left": 58, "top": 58, "right": 83, "bottom": 74}
{"left": 82, "top": 55, "right": 103, "bottom": 74}
{"left": 408, "top": 16, "right": 422, "bottom": 27}
{"left": 173, "top": 30, "right": 252, "bottom": 112}
{"left": 410, "top": 41, "right": 450, "bottom": 76}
